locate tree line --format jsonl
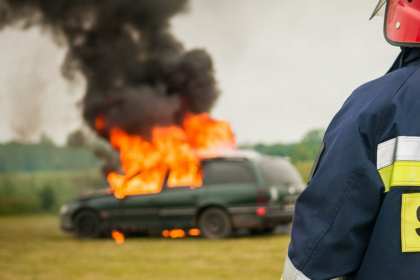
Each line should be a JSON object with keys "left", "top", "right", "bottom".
{"left": 0, "top": 129, "right": 324, "bottom": 215}
{"left": 0, "top": 135, "right": 102, "bottom": 173}
{"left": 0, "top": 129, "right": 325, "bottom": 174}
{"left": 242, "top": 129, "right": 325, "bottom": 163}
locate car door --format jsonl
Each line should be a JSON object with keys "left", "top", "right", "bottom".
{"left": 156, "top": 180, "right": 206, "bottom": 229}
{"left": 121, "top": 193, "right": 161, "bottom": 230}
{"left": 87, "top": 194, "right": 126, "bottom": 229}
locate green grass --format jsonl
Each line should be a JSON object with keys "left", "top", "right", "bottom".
{"left": 294, "top": 161, "right": 314, "bottom": 184}
{"left": 0, "top": 215, "right": 290, "bottom": 280}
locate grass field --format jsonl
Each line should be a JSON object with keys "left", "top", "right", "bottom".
{"left": 0, "top": 215, "right": 290, "bottom": 280}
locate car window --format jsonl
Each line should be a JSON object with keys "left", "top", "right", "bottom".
{"left": 260, "top": 157, "right": 303, "bottom": 186}
{"left": 161, "top": 174, "right": 192, "bottom": 192}
{"left": 203, "top": 160, "right": 256, "bottom": 185}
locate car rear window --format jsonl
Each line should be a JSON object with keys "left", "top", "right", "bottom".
{"left": 203, "top": 160, "right": 255, "bottom": 185}
{"left": 260, "top": 157, "right": 303, "bottom": 186}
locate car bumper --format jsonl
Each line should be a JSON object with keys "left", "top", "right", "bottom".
{"left": 228, "top": 205, "right": 294, "bottom": 229}
{"left": 60, "top": 214, "right": 74, "bottom": 231}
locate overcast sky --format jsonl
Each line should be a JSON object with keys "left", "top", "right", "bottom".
{"left": 0, "top": 0, "right": 399, "bottom": 145}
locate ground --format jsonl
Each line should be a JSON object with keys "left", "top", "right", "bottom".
{"left": 0, "top": 215, "right": 290, "bottom": 280}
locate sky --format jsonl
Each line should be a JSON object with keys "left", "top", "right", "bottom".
{"left": 0, "top": 0, "right": 399, "bottom": 145}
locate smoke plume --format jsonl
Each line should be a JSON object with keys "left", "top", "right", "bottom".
{"left": 8, "top": 57, "right": 45, "bottom": 141}
{"left": 0, "top": 0, "right": 220, "bottom": 138}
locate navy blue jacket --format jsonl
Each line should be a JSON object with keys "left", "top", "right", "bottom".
{"left": 283, "top": 48, "right": 420, "bottom": 280}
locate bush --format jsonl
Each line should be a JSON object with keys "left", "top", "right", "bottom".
{"left": 38, "top": 185, "right": 56, "bottom": 212}
{"left": 0, "top": 170, "right": 107, "bottom": 216}
{"left": 294, "top": 161, "right": 315, "bottom": 184}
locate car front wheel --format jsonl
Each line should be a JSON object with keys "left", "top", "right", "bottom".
{"left": 199, "top": 208, "right": 232, "bottom": 240}
{"left": 74, "top": 210, "right": 102, "bottom": 238}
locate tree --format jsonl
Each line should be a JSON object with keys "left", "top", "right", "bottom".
{"left": 291, "top": 143, "right": 312, "bottom": 163}
{"left": 302, "top": 129, "right": 325, "bottom": 145}
{"left": 245, "top": 128, "right": 326, "bottom": 162}
{"left": 67, "top": 129, "right": 89, "bottom": 149}
{"left": 38, "top": 185, "right": 56, "bottom": 212}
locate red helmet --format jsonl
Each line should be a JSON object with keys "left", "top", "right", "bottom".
{"left": 371, "top": 0, "right": 420, "bottom": 47}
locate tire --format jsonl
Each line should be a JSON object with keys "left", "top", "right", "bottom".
{"left": 198, "top": 208, "right": 232, "bottom": 240}
{"left": 74, "top": 210, "right": 102, "bottom": 238}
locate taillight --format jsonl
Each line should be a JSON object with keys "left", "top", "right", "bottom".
{"left": 256, "top": 207, "right": 267, "bottom": 216}
{"left": 256, "top": 186, "right": 270, "bottom": 205}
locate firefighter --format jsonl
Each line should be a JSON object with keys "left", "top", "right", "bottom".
{"left": 282, "top": 1, "right": 420, "bottom": 279}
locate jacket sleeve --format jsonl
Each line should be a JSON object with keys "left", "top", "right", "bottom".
{"left": 282, "top": 82, "right": 389, "bottom": 280}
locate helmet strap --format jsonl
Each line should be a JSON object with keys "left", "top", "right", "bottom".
{"left": 399, "top": 48, "right": 406, "bottom": 69}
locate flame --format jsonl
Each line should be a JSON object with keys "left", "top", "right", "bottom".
{"left": 112, "top": 230, "right": 125, "bottom": 244}
{"left": 184, "top": 113, "right": 236, "bottom": 152}
{"left": 97, "top": 113, "right": 235, "bottom": 199}
{"left": 189, "top": 229, "right": 200, "bottom": 236}
{"left": 162, "top": 229, "right": 186, "bottom": 238}
{"left": 162, "top": 229, "right": 200, "bottom": 238}
{"left": 170, "top": 229, "right": 186, "bottom": 238}
{"left": 95, "top": 113, "right": 106, "bottom": 131}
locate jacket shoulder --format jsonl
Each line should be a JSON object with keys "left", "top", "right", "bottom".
{"left": 327, "top": 65, "right": 420, "bottom": 148}
{"left": 377, "top": 65, "right": 420, "bottom": 142}
{"left": 347, "top": 65, "right": 420, "bottom": 112}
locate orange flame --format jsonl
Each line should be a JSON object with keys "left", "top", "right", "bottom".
{"left": 170, "top": 229, "right": 186, "bottom": 238}
{"left": 97, "top": 113, "right": 235, "bottom": 199}
{"left": 162, "top": 229, "right": 200, "bottom": 238}
{"left": 112, "top": 230, "right": 125, "bottom": 244}
{"left": 162, "top": 229, "right": 186, "bottom": 238}
{"left": 184, "top": 113, "right": 236, "bottom": 152}
{"left": 189, "top": 229, "right": 201, "bottom": 236}
{"left": 95, "top": 113, "right": 106, "bottom": 131}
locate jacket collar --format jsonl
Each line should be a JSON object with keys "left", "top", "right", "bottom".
{"left": 388, "top": 48, "right": 420, "bottom": 73}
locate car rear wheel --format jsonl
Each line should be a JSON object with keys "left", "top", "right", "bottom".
{"left": 199, "top": 208, "right": 232, "bottom": 240}
{"left": 74, "top": 210, "right": 102, "bottom": 238}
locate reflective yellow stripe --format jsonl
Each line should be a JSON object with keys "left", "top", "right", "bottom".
{"left": 401, "top": 193, "right": 420, "bottom": 252}
{"left": 379, "top": 161, "right": 420, "bottom": 192}
{"left": 379, "top": 165, "right": 393, "bottom": 192}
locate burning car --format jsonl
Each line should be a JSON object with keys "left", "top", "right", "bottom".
{"left": 60, "top": 150, "right": 304, "bottom": 239}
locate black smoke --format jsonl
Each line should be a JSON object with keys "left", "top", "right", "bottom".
{"left": 0, "top": 0, "right": 219, "bottom": 139}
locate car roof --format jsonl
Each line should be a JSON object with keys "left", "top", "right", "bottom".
{"left": 197, "top": 149, "right": 262, "bottom": 161}
{"left": 198, "top": 151, "right": 292, "bottom": 167}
